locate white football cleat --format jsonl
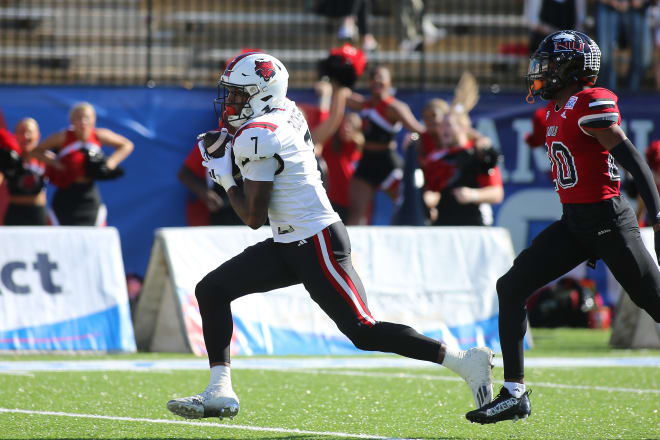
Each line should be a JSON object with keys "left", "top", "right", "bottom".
{"left": 454, "top": 347, "right": 495, "bottom": 408}
{"left": 167, "top": 387, "right": 239, "bottom": 420}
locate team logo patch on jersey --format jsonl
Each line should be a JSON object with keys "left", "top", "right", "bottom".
{"left": 547, "top": 125, "right": 558, "bottom": 137}
{"left": 564, "top": 96, "right": 578, "bottom": 109}
{"left": 255, "top": 60, "right": 276, "bottom": 81}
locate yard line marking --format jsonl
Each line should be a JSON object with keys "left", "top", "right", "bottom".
{"left": 0, "top": 408, "right": 406, "bottom": 440}
{"left": 0, "top": 356, "right": 658, "bottom": 373}
{"left": 299, "top": 370, "right": 660, "bottom": 395}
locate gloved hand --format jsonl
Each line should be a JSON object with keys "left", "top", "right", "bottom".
{"left": 197, "top": 128, "right": 233, "bottom": 159}
{"left": 199, "top": 138, "right": 236, "bottom": 191}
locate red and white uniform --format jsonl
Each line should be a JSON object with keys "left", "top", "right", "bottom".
{"left": 232, "top": 98, "right": 340, "bottom": 242}
{"left": 321, "top": 136, "right": 361, "bottom": 208}
{"left": 47, "top": 128, "right": 102, "bottom": 188}
{"left": 545, "top": 87, "right": 621, "bottom": 204}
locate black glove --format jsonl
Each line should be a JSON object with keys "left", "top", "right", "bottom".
{"left": 85, "top": 149, "right": 124, "bottom": 180}
{"left": 654, "top": 228, "right": 660, "bottom": 266}
{"left": 0, "top": 148, "right": 23, "bottom": 178}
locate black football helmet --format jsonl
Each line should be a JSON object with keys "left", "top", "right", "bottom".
{"left": 526, "top": 30, "right": 601, "bottom": 101}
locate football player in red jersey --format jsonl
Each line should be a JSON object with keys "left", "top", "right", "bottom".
{"left": 466, "top": 30, "right": 660, "bottom": 424}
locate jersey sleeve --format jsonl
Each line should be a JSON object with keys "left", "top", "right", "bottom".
{"left": 241, "top": 156, "right": 279, "bottom": 182}
{"left": 232, "top": 122, "right": 282, "bottom": 163}
{"left": 577, "top": 89, "right": 621, "bottom": 136}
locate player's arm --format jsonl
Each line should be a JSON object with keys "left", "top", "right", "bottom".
{"left": 202, "top": 126, "right": 278, "bottom": 229}
{"left": 226, "top": 178, "right": 272, "bottom": 229}
{"left": 588, "top": 123, "right": 660, "bottom": 233}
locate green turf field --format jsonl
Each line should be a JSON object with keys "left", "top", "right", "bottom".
{"left": 1, "top": 328, "right": 658, "bottom": 440}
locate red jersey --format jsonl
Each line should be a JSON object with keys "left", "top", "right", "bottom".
{"left": 545, "top": 87, "right": 621, "bottom": 204}
{"left": 321, "top": 136, "right": 362, "bottom": 207}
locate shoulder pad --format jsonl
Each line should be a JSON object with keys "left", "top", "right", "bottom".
{"left": 233, "top": 121, "right": 281, "bottom": 161}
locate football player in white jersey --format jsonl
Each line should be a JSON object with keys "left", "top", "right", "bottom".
{"left": 166, "top": 52, "right": 495, "bottom": 421}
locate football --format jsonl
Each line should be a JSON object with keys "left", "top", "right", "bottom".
{"left": 199, "top": 129, "right": 233, "bottom": 159}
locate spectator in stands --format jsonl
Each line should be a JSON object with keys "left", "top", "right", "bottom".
{"left": 346, "top": 65, "right": 426, "bottom": 225}
{"left": 419, "top": 107, "right": 504, "bottom": 226}
{"left": 178, "top": 142, "right": 242, "bottom": 227}
{"left": 397, "top": 0, "right": 446, "bottom": 53}
{"left": 525, "top": 0, "right": 586, "bottom": 55}
{"left": 653, "top": 2, "right": 660, "bottom": 90}
{"left": 30, "top": 102, "right": 133, "bottom": 226}
{"left": 0, "top": 118, "right": 48, "bottom": 225}
{"left": 316, "top": 0, "right": 378, "bottom": 51}
{"left": 595, "top": 0, "right": 629, "bottom": 90}
{"left": 621, "top": 0, "right": 653, "bottom": 91}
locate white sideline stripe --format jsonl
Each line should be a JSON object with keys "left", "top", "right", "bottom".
{"left": 303, "top": 370, "right": 660, "bottom": 395}
{"left": 0, "top": 408, "right": 402, "bottom": 440}
{"left": 1, "top": 356, "right": 659, "bottom": 373}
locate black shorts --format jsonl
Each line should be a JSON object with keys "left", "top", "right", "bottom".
{"left": 205, "top": 221, "right": 375, "bottom": 333}
{"left": 52, "top": 181, "right": 103, "bottom": 226}
{"left": 353, "top": 149, "right": 404, "bottom": 189}
{"left": 4, "top": 203, "right": 48, "bottom": 226}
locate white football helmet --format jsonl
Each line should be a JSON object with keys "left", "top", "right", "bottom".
{"left": 216, "top": 52, "right": 289, "bottom": 129}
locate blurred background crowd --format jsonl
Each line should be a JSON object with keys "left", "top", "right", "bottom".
{"left": 2, "top": 0, "right": 660, "bottom": 324}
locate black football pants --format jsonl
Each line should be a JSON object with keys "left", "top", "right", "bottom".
{"left": 195, "top": 221, "right": 441, "bottom": 365}
{"left": 497, "top": 196, "right": 660, "bottom": 380}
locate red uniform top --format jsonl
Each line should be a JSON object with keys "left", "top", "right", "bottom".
{"left": 418, "top": 133, "right": 502, "bottom": 192}
{"left": 321, "top": 136, "right": 362, "bottom": 207}
{"left": 47, "top": 128, "right": 102, "bottom": 188}
{"left": 545, "top": 87, "right": 621, "bottom": 204}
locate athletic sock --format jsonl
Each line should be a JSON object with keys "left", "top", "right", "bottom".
{"left": 503, "top": 381, "right": 525, "bottom": 398}
{"left": 441, "top": 346, "right": 466, "bottom": 375}
{"left": 208, "top": 365, "right": 232, "bottom": 392}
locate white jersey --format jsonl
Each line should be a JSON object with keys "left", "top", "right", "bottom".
{"left": 232, "top": 99, "right": 340, "bottom": 242}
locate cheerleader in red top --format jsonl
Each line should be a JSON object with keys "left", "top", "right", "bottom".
{"left": 320, "top": 112, "right": 364, "bottom": 222}
{"left": 0, "top": 118, "right": 48, "bottom": 225}
{"left": 345, "top": 66, "right": 426, "bottom": 225}
{"left": 417, "top": 99, "right": 503, "bottom": 226}
{"left": 31, "top": 102, "right": 133, "bottom": 226}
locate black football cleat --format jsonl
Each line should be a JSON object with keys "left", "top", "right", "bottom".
{"left": 465, "top": 386, "right": 531, "bottom": 424}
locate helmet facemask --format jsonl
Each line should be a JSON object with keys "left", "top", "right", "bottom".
{"left": 215, "top": 83, "right": 260, "bottom": 129}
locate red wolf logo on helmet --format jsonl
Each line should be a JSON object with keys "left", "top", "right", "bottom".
{"left": 254, "top": 60, "right": 276, "bottom": 81}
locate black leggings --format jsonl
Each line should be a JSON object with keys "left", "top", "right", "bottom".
{"left": 497, "top": 196, "right": 660, "bottom": 380}
{"left": 195, "top": 221, "right": 441, "bottom": 365}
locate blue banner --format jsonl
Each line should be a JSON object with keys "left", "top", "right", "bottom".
{"left": 1, "top": 86, "right": 658, "bottom": 302}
